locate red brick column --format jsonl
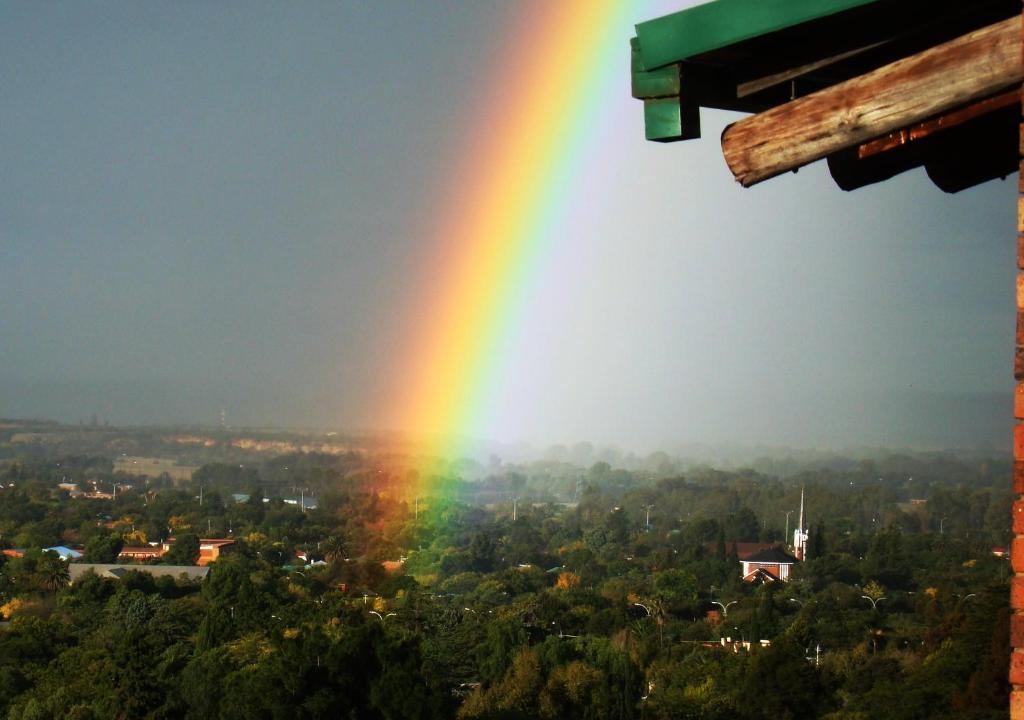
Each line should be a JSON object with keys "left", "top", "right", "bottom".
{"left": 1013, "top": 11, "right": 1024, "bottom": 715}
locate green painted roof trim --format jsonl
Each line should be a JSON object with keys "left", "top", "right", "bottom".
{"left": 634, "top": 0, "right": 880, "bottom": 70}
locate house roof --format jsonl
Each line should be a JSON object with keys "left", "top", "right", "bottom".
{"left": 70, "top": 563, "right": 209, "bottom": 582}
{"left": 743, "top": 567, "right": 781, "bottom": 583}
{"left": 165, "top": 537, "right": 235, "bottom": 546}
{"left": 706, "top": 541, "right": 776, "bottom": 560}
{"left": 283, "top": 497, "right": 318, "bottom": 510}
{"left": 199, "top": 539, "right": 235, "bottom": 548}
{"left": 743, "top": 547, "right": 800, "bottom": 565}
{"left": 43, "top": 546, "right": 83, "bottom": 560}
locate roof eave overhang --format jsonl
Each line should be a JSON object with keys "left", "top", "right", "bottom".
{"left": 631, "top": 0, "right": 1022, "bottom": 191}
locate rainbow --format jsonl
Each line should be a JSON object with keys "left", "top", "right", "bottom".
{"left": 390, "top": 1, "right": 640, "bottom": 495}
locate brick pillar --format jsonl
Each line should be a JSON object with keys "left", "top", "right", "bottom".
{"left": 1013, "top": 10, "right": 1024, "bottom": 715}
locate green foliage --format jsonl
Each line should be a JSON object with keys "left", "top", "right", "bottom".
{"left": 82, "top": 532, "right": 122, "bottom": 564}
{"left": 469, "top": 532, "right": 497, "bottom": 573}
{"left": 863, "top": 526, "right": 912, "bottom": 589}
{"left": 652, "top": 569, "right": 698, "bottom": 612}
{"left": 0, "top": 445, "right": 1013, "bottom": 718}
{"left": 163, "top": 533, "right": 200, "bottom": 565}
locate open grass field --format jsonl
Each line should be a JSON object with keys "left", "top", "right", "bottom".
{"left": 114, "top": 456, "right": 197, "bottom": 482}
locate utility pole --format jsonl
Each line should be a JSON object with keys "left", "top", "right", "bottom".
{"left": 512, "top": 496, "right": 519, "bottom": 522}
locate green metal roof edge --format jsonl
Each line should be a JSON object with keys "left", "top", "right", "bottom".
{"left": 635, "top": 0, "right": 881, "bottom": 70}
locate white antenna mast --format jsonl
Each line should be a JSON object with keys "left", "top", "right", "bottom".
{"left": 793, "top": 486, "right": 808, "bottom": 560}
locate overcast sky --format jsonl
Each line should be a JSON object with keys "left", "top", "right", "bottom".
{"left": 1, "top": 2, "right": 1016, "bottom": 453}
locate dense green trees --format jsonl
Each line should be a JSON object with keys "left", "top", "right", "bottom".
{"left": 163, "top": 533, "right": 200, "bottom": 565}
{"left": 81, "top": 532, "right": 122, "bottom": 563}
{"left": 0, "top": 446, "right": 1012, "bottom": 718}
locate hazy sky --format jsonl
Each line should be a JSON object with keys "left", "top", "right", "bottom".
{"left": 1, "top": 2, "right": 1016, "bottom": 452}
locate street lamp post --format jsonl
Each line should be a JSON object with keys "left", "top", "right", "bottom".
{"left": 550, "top": 621, "right": 579, "bottom": 638}
{"left": 861, "top": 595, "right": 886, "bottom": 611}
{"left": 805, "top": 642, "right": 822, "bottom": 666}
{"left": 633, "top": 603, "right": 662, "bottom": 649}
{"left": 712, "top": 600, "right": 738, "bottom": 617}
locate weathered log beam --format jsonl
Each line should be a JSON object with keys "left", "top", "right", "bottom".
{"left": 721, "top": 16, "right": 1023, "bottom": 187}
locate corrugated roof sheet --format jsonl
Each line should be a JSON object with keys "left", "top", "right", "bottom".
{"left": 70, "top": 563, "right": 210, "bottom": 582}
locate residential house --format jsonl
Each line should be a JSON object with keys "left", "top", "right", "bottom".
{"left": 741, "top": 547, "right": 800, "bottom": 583}
{"left": 118, "top": 545, "right": 165, "bottom": 562}
{"left": 43, "top": 546, "right": 83, "bottom": 561}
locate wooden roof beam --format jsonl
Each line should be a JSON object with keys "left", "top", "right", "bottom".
{"left": 720, "top": 16, "right": 1022, "bottom": 187}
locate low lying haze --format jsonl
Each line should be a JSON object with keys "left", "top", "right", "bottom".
{"left": 1, "top": 2, "right": 1016, "bottom": 453}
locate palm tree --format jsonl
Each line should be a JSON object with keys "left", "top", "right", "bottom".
{"left": 322, "top": 536, "right": 346, "bottom": 565}
{"left": 37, "top": 555, "right": 70, "bottom": 592}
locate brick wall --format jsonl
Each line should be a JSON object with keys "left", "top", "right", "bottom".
{"left": 1012, "top": 10, "right": 1024, "bottom": 714}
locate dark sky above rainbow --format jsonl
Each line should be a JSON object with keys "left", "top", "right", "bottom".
{"left": 0, "top": 1, "right": 1015, "bottom": 454}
